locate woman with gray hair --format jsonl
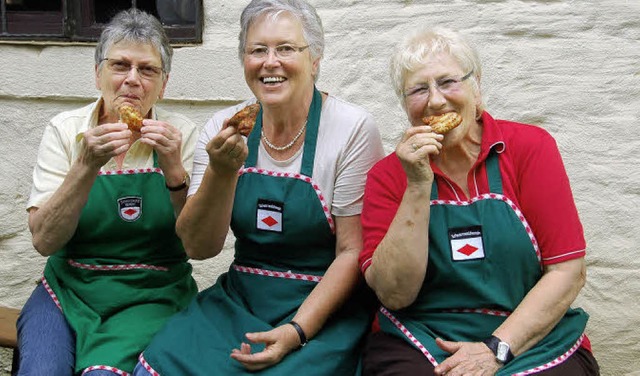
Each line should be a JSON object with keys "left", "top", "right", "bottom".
{"left": 358, "top": 28, "right": 599, "bottom": 375}
{"left": 17, "top": 8, "right": 198, "bottom": 375}
{"left": 134, "top": 0, "right": 384, "bottom": 374}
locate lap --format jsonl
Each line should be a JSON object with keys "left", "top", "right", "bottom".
{"left": 16, "top": 283, "right": 75, "bottom": 376}
{"left": 361, "top": 331, "right": 600, "bottom": 376}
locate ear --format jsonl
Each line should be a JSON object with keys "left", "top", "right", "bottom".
{"left": 311, "top": 57, "right": 320, "bottom": 78}
{"left": 95, "top": 64, "right": 102, "bottom": 91}
{"left": 158, "top": 73, "right": 169, "bottom": 100}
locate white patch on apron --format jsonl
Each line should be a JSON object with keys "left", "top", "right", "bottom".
{"left": 256, "top": 199, "right": 283, "bottom": 233}
{"left": 449, "top": 226, "right": 485, "bottom": 261}
{"left": 118, "top": 196, "right": 142, "bottom": 222}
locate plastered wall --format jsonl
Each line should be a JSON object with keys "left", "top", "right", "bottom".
{"left": 1, "top": 1, "right": 639, "bottom": 374}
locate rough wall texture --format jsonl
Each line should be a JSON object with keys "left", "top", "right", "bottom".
{"left": 1, "top": 0, "right": 639, "bottom": 374}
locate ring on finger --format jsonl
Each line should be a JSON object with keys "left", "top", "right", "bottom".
{"left": 411, "top": 143, "right": 418, "bottom": 151}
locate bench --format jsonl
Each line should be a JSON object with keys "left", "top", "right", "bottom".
{"left": 1, "top": 306, "right": 19, "bottom": 374}
{"left": 0, "top": 306, "right": 19, "bottom": 349}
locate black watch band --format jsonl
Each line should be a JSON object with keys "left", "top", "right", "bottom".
{"left": 166, "top": 172, "right": 189, "bottom": 191}
{"left": 483, "top": 335, "right": 514, "bottom": 364}
{"left": 288, "top": 321, "right": 308, "bottom": 348}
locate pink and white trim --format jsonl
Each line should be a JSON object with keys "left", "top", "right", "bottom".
{"left": 379, "top": 307, "right": 439, "bottom": 367}
{"left": 99, "top": 168, "right": 163, "bottom": 176}
{"left": 82, "top": 365, "right": 129, "bottom": 376}
{"left": 41, "top": 276, "right": 62, "bottom": 311}
{"left": 431, "top": 193, "right": 542, "bottom": 265}
{"left": 239, "top": 167, "right": 335, "bottom": 233}
{"left": 68, "top": 259, "right": 169, "bottom": 272}
{"left": 233, "top": 264, "right": 323, "bottom": 283}
{"left": 440, "top": 308, "right": 511, "bottom": 317}
{"left": 138, "top": 353, "right": 160, "bottom": 376}
{"left": 514, "top": 334, "right": 585, "bottom": 375}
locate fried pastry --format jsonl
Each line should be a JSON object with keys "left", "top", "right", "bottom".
{"left": 118, "top": 105, "right": 143, "bottom": 132}
{"left": 228, "top": 103, "right": 260, "bottom": 137}
{"left": 422, "top": 112, "right": 463, "bottom": 134}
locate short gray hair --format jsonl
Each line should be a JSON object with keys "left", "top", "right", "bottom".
{"left": 390, "top": 27, "right": 483, "bottom": 111}
{"left": 95, "top": 9, "right": 173, "bottom": 73}
{"left": 238, "top": 0, "right": 324, "bottom": 81}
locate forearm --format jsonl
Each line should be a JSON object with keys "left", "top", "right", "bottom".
{"left": 292, "top": 249, "right": 361, "bottom": 340}
{"left": 176, "top": 164, "right": 238, "bottom": 260}
{"left": 493, "top": 258, "right": 586, "bottom": 356}
{"left": 365, "top": 182, "right": 431, "bottom": 310}
{"left": 29, "top": 161, "right": 99, "bottom": 256}
{"left": 164, "top": 167, "right": 189, "bottom": 216}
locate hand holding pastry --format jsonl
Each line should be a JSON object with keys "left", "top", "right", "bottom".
{"left": 226, "top": 103, "right": 260, "bottom": 136}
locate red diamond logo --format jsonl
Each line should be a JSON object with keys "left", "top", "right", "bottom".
{"left": 262, "top": 216, "right": 278, "bottom": 227}
{"left": 457, "top": 244, "right": 478, "bottom": 256}
{"left": 124, "top": 208, "right": 137, "bottom": 216}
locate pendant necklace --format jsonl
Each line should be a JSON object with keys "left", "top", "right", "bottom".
{"left": 261, "top": 120, "right": 307, "bottom": 151}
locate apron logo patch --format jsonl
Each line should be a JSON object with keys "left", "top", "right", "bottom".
{"left": 449, "top": 226, "right": 485, "bottom": 261}
{"left": 256, "top": 199, "right": 283, "bottom": 233}
{"left": 118, "top": 196, "right": 142, "bottom": 222}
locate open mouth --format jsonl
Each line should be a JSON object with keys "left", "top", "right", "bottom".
{"left": 261, "top": 76, "right": 286, "bottom": 85}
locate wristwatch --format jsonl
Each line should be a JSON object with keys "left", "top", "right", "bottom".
{"left": 483, "top": 335, "right": 514, "bottom": 364}
{"left": 166, "top": 171, "right": 190, "bottom": 192}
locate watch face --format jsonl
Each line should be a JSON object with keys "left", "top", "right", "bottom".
{"left": 496, "top": 342, "right": 510, "bottom": 362}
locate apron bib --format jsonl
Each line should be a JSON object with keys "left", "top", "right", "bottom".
{"left": 43, "top": 153, "right": 197, "bottom": 375}
{"left": 142, "top": 88, "right": 371, "bottom": 375}
{"left": 378, "top": 151, "right": 589, "bottom": 375}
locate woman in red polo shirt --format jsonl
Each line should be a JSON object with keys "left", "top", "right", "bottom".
{"left": 359, "top": 27, "right": 599, "bottom": 376}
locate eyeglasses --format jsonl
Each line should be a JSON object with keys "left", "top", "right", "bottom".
{"left": 101, "top": 58, "right": 164, "bottom": 80}
{"left": 245, "top": 44, "right": 310, "bottom": 60}
{"left": 404, "top": 70, "right": 474, "bottom": 103}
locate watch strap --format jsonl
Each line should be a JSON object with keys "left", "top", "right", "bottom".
{"left": 483, "top": 335, "right": 514, "bottom": 364}
{"left": 166, "top": 172, "right": 189, "bottom": 191}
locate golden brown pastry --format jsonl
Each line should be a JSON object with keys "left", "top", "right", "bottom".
{"left": 421, "top": 112, "right": 463, "bottom": 134}
{"left": 118, "top": 105, "right": 143, "bottom": 132}
{"left": 228, "top": 103, "right": 260, "bottom": 137}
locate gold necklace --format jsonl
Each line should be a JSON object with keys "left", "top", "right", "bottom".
{"left": 261, "top": 121, "right": 307, "bottom": 151}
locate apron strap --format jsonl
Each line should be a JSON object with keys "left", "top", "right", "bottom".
{"left": 429, "top": 149, "right": 503, "bottom": 200}
{"left": 152, "top": 151, "right": 159, "bottom": 168}
{"left": 485, "top": 150, "right": 503, "bottom": 195}
{"left": 244, "top": 87, "right": 323, "bottom": 177}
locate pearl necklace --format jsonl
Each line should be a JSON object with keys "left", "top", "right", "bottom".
{"left": 261, "top": 121, "right": 307, "bottom": 151}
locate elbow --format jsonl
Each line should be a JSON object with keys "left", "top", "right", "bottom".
{"left": 31, "top": 235, "right": 56, "bottom": 257}
{"left": 365, "top": 268, "right": 419, "bottom": 310}
{"left": 378, "top": 291, "right": 418, "bottom": 311}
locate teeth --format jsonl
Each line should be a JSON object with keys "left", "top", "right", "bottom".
{"left": 263, "top": 77, "right": 285, "bottom": 83}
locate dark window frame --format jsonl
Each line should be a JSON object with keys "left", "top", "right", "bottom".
{"left": 0, "top": 0, "right": 202, "bottom": 44}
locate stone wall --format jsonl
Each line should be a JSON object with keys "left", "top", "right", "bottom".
{"left": 1, "top": 1, "right": 639, "bottom": 374}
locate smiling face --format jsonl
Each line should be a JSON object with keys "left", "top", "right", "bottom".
{"left": 242, "top": 12, "right": 319, "bottom": 108}
{"left": 404, "top": 52, "right": 479, "bottom": 139}
{"left": 95, "top": 40, "right": 168, "bottom": 123}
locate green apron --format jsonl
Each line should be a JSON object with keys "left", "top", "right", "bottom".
{"left": 377, "top": 151, "right": 589, "bottom": 375}
{"left": 42, "top": 152, "right": 197, "bottom": 375}
{"left": 141, "top": 88, "right": 371, "bottom": 375}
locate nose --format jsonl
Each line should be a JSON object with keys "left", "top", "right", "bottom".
{"left": 263, "top": 48, "right": 281, "bottom": 67}
{"left": 124, "top": 66, "right": 142, "bottom": 84}
{"left": 427, "top": 86, "right": 447, "bottom": 109}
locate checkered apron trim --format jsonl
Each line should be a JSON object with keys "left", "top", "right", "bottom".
{"left": 98, "top": 168, "right": 163, "bottom": 176}
{"left": 138, "top": 353, "right": 160, "bottom": 376}
{"left": 232, "top": 264, "right": 323, "bottom": 283}
{"left": 81, "top": 365, "right": 130, "bottom": 375}
{"left": 41, "top": 276, "right": 62, "bottom": 311}
{"left": 440, "top": 308, "right": 511, "bottom": 317}
{"left": 513, "top": 334, "right": 585, "bottom": 375}
{"left": 431, "top": 193, "right": 542, "bottom": 266}
{"left": 67, "top": 259, "right": 169, "bottom": 272}
{"left": 239, "top": 167, "right": 335, "bottom": 234}
{"left": 379, "top": 306, "right": 439, "bottom": 367}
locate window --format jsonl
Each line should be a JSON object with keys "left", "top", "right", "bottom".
{"left": 0, "top": 0, "right": 202, "bottom": 43}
